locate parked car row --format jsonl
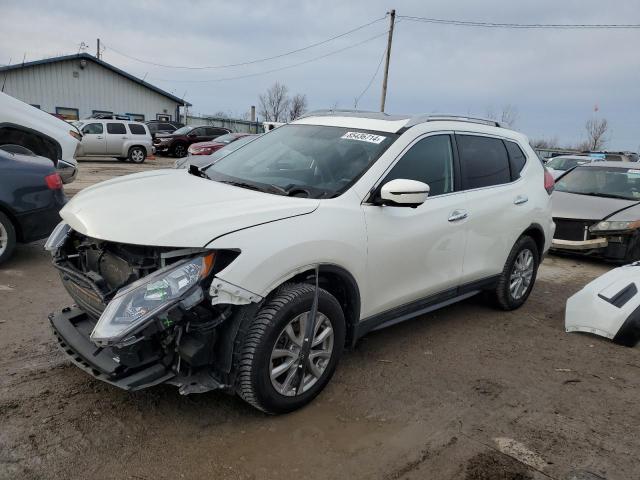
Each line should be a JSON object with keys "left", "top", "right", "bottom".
{"left": 153, "top": 125, "right": 231, "bottom": 157}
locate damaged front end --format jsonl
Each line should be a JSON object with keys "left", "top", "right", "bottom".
{"left": 46, "top": 223, "right": 259, "bottom": 394}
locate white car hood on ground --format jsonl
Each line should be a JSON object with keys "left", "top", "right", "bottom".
{"left": 61, "top": 169, "right": 319, "bottom": 247}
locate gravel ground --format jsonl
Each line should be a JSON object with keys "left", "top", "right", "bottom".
{"left": 1, "top": 157, "right": 638, "bottom": 480}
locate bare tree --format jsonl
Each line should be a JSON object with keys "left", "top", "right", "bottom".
{"left": 530, "top": 137, "right": 560, "bottom": 149}
{"left": 585, "top": 118, "right": 609, "bottom": 150}
{"left": 487, "top": 104, "right": 519, "bottom": 127}
{"left": 258, "top": 82, "right": 290, "bottom": 122}
{"left": 288, "top": 94, "right": 308, "bottom": 122}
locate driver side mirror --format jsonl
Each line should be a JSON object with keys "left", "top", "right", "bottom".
{"left": 187, "top": 133, "right": 197, "bottom": 138}
{"left": 378, "top": 179, "right": 430, "bottom": 207}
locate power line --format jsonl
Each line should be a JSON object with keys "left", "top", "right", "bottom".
{"left": 398, "top": 15, "right": 640, "bottom": 29}
{"left": 148, "top": 30, "right": 389, "bottom": 83}
{"left": 103, "top": 15, "right": 387, "bottom": 70}
{"left": 354, "top": 41, "right": 387, "bottom": 108}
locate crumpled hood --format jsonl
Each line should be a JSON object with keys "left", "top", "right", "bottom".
{"left": 61, "top": 169, "right": 319, "bottom": 247}
{"left": 552, "top": 191, "right": 639, "bottom": 221}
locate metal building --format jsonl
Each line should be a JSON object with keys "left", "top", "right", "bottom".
{"left": 0, "top": 53, "right": 190, "bottom": 122}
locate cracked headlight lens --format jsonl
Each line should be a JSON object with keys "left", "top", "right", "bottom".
{"left": 590, "top": 220, "right": 640, "bottom": 232}
{"left": 90, "top": 253, "right": 215, "bottom": 346}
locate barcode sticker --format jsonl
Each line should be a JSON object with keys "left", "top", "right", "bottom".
{"left": 341, "top": 131, "right": 386, "bottom": 144}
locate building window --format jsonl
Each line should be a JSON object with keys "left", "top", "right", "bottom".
{"left": 30, "top": 104, "right": 41, "bottom": 109}
{"left": 156, "top": 114, "right": 171, "bottom": 121}
{"left": 127, "top": 113, "right": 145, "bottom": 122}
{"left": 56, "top": 107, "right": 79, "bottom": 121}
{"left": 92, "top": 110, "right": 113, "bottom": 118}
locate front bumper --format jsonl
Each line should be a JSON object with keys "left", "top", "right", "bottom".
{"left": 551, "top": 237, "right": 608, "bottom": 251}
{"left": 49, "top": 306, "right": 175, "bottom": 391}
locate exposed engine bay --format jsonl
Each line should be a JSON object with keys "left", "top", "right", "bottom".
{"left": 48, "top": 227, "right": 248, "bottom": 394}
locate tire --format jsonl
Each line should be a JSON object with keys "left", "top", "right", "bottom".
{"left": 235, "top": 283, "right": 345, "bottom": 414}
{"left": 172, "top": 143, "right": 187, "bottom": 158}
{"left": 128, "top": 146, "right": 146, "bottom": 164}
{"left": 0, "top": 212, "right": 17, "bottom": 265}
{"left": 493, "top": 236, "right": 539, "bottom": 311}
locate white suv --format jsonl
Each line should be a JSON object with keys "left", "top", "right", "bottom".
{"left": 74, "top": 120, "right": 153, "bottom": 163}
{"left": 47, "top": 111, "right": 555, "bottom": 413}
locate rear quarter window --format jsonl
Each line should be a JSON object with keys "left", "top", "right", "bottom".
{"left": 128, "top": 123, "right": 147, "bottom": 135}
{"left": 504, "top": 141, "right": 527, "bottom": 180}
{"left": 457, "top": 134, "right": 511, "bottom": 189}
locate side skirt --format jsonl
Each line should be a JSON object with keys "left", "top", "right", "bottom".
{"left": 354, "top": 275, "right": 499, "bottom": 342}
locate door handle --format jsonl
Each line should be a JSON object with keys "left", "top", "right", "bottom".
{"left": 448, "top": 209, "right": 468, "bottom": 222}
{"left": 514, "top": 195, "right": 529, "bottom": 205}
{"left": 96, "top": 136, "right": 103, "bottom": 139}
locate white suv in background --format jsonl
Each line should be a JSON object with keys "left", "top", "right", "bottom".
{"left": 47, "top": 111, "right": 555, "bottom": 414}
{"left": 74, "top": 120, "right": 153, "bottom": 163}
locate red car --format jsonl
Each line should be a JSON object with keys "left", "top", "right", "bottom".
{"left": 187, "top": 132, "right": 253, "bottom": 156}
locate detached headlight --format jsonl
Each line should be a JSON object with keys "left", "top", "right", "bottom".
{"left": 69, "top": 129, "right": 82, "bottom": 141}
{"left": 590, "top": 220, "right": 640, "bottom": 232}
{"left": 44, "top": 222, "right": 71, "bottom": 252}
{"left": 90, "top": 253, "right": 215, "bottom": 346}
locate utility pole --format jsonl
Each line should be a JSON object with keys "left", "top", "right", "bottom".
{"left": 96, "top": 38, "right": 101, "bottom": 60}
{"left": 380, "top": 9, "right": 395, "bottom": 113}
{"left": 250, "top": 105, "right": 256, "bottom": 133}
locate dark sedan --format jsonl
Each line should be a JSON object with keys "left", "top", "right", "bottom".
{"left": 153, "top": 125, "right": 231, "bottom": 158}
{"left": 551, "top": 162, "right": 640, "bottom": 262}
{"left": 0, "top": 149, "right": 66, "bottom": 264}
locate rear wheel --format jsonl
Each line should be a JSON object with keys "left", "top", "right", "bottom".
{"left": 0, "top": 212, "right": 17, "bottom": 265}
{"left": 235, "top": 283, "right": 345, "bottom": 414}
{"left": 128, "top": 146, "right": 146, "bottom": 164}
{"left": 493, "top": 236, "right": 539, "bottom": 310}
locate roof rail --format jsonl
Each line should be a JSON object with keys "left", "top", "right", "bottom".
{"left": 406, "top": 114, "right": 504, "bottom": 129}
{"left": 298, "top": 109, "right": 409, "bottom": 122}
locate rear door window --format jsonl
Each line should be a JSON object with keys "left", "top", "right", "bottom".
{"left": 457, "top": 134, "right": 511, "bottom": 189}
{"left": 504, "top": 141, "right": 527, "bottom": 180}
{"left": 128, "top": 123, "right": 147, "bottom": 135}
{"left": 106, "top": 123, "right": 126, "bottom": 135}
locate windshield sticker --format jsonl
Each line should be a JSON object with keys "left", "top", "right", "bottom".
{"left": 341, "top": 131, "right": 386, "bottom": 144}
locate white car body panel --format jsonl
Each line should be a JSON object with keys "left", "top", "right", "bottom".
{"left": 0, "top": 91, "right": 79, "bottom": 182}
{"left": 60, "top": 169, "right": 319, "bottom": 247}
{"left": 565, "top": 262, "right": 640, "bottom": 343}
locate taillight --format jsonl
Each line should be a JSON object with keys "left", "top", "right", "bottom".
{"left": 544, "top": 168, "right": 554, "bottom": 195}
{"left": 45, "top": 173, "right": 63, "bottom": 190}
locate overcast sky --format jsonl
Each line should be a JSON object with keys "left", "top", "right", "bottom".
{"left": 2, "top": 0, "right": 640, "bottom": 149}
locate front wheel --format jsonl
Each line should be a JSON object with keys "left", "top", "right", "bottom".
{"left": 128, "top": 146, "right": 146, "bottom": 164}
{"left": 493, "top": 236, "right": 539, "bottom": 310}
{"left": 172, "top": 143, "right": 187, "bottom": 158}
{"left": 235, "top": 283, "right": 345, "bottom": 414}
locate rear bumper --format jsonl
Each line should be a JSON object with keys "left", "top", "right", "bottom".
{"left": 49, "top": 307, "right": 175, "bottom": 391}
{"left": 17, "top": 196, "right": 66, "bottom": 243}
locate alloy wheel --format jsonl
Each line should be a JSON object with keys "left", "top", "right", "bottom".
{"left": 131, "top": 148, "right": 144, "bottom": 163}
{"left": 0, "top": 222, "right": 7, "bottom": 256}
{"left": 270, "top": 311, "right": 334, "bottom": 397}
{"left": 174, "top": 145, "right": 186, "bottom": 157}
{"left": 509, "top": 248, "right": 534, "bottom": 300}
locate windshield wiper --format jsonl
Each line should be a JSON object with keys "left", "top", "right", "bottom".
{"left": 578, "top": 191, "right": 635, "bottom": 200}
{"left": 218, "top": 179, "right": 287, "bottom": 195}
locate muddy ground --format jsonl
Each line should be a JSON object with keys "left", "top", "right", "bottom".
{"left": 1, "top": 158, "right": 638, "bottom": 480}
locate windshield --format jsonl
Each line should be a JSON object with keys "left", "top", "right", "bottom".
{"left": 555, "top": 166, "right": 640, "bottom": 200}
{"left": 173, "top": 125, "right": 195, "bottom": 135}
{"left": 205, "top": 125, "right": 397, "bottom": 198}
{"left": 546, "top": 157, "right": 588, "bottom": 171}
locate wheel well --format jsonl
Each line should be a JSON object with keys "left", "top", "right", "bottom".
{"left": 0, "top": 126, "right": 60, "bottom": 164}
{"left": 288, "top": 266, "right": 361, "bottom": 347}
{"left": 128, "top": 145, "right": 146, "bottom": 154}
{"left": 521, "top": 224, "right": 545, "bottom": 261}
